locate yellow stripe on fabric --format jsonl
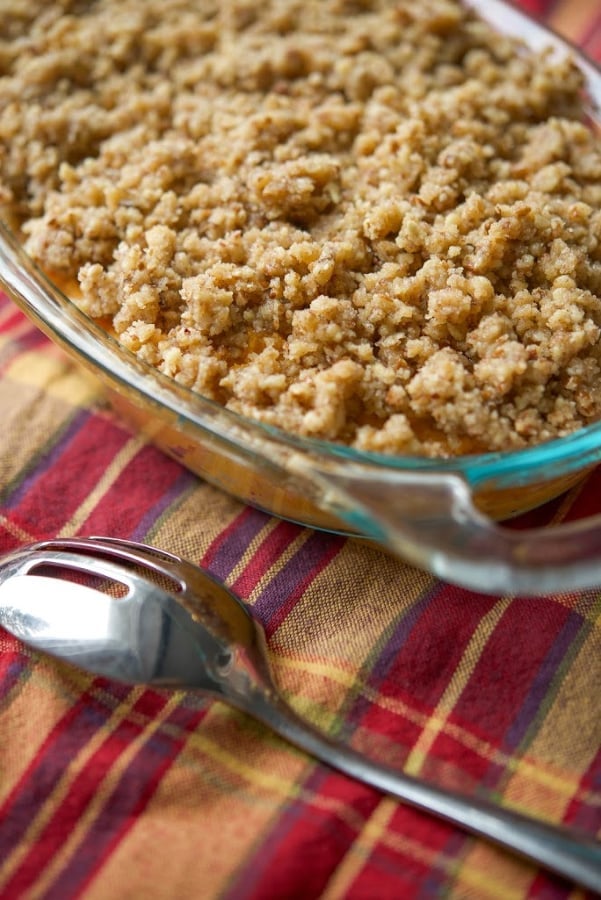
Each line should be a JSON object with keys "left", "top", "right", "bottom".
{"left": 149, "top": 476, "right": 301, "bottom": 599}
{"left": 403, "top": 599, "right": 512, "bottom": 777}
{"left": 182, "top": 713, "right": 310, "bottom": 800}
{"left": 265, "top": 639, "right": 596, "bottom": 805}
{"left": 270, "top": 655, "right": 358, "bottom": 733}
{"left": 0, "top": 379, "right": 83, "bottom": 491}
{"left": 229, "top": 518, "right": 306, "bottom": 600}
{"left": 189, "top": 672, "right": 601, "bottom": 811}
{"left": 276, "top": 653, "right": 358, "bottom": 690}
{"left": 0, "top": 682, "right": 140, "bottom": 890}
{"left": 276, "top": 539, "right": 432, "bottom": 720}
{"left": 505, "top": 755, "right": 600, "bottom": 809}
{"left": 85, "top": 702, "right": 451, "bottom": 900}
{"left": 451, "top": 838, "right": 589, "bottom": 900}
{"left": 180, "top": 703, "right": 382, "bottom": 831}
{"left": 149, "top": 478, "right": 246, "bottom": 564}
{"left": 321, "top": 793, "right": 472, "bottom": 900}
{"left": 502, "top": 624, "right": 601, "bottom": 819}
{"left": 357, "top": 652, "right": 597, "bottom": 798}
{"left": 450, "top": 842, "right": 533, "bottom": 900}
{"left": 192, "top": 703, "right": 513, "bottom": 870}
{"left": 273, "top": 648, "right": 361, "bottom": 726}
{"left": 0, "top": 649, "right": 93, "bottom": 809}
{"left": 27, "top": 694, "right": 183, "bottom": 900}
{"left": 320, "top": 798, "right": 399, "bottom": 900}
{"left": 247, "top": 533, "right": 315, "bottom": 606}
{"left": 0, "top": 514, "right": 38, "bottom": 545}
{"left": 79, "top": 703, "right": 362, "bottom": 898}
{"left": 79, "top": 707, "right": 314, "bottom": 900}
{"left": 56, "top": 434, "right": 146, "bottom": 537}
{"left": 7, "top": 350, "right": 100, "bottom": 407}
{"left": 550, "top": 592, "right": 601, "bottom": 622}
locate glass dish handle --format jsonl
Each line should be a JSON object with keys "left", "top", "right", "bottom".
{"left": 289, "top": 456, "right": 601, "bottom": 596}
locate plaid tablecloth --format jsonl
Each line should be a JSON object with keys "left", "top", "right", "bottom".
{"left": 0, "top": 2, "right": 600, "bottom": 897}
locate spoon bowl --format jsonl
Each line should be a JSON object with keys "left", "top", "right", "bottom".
{"left": 0, "top": 536, "right": 599, "bottom": 892}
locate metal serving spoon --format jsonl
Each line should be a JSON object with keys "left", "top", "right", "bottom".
{"left": 0, "top": 537, "right": 598, "bottom": 891}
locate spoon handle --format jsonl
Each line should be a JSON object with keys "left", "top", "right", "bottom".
{"left": 245, "top": 691, "right": 601, "bottom": 892}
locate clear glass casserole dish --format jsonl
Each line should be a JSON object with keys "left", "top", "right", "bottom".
{"left": 1, "top": 0, "right": 600, "bottom": 597}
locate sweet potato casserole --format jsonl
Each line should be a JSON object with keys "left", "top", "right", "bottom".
{"left": 1, "top": 0, "right": 600, "bottom": 456}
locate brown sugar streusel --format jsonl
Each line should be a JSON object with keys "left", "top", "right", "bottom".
{"left": 1, "top": 0, "right": 600, "bottom": 457}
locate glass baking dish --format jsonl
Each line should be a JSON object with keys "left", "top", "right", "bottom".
{"left": 1, "top": 0, "right": 600, "bottom": 596}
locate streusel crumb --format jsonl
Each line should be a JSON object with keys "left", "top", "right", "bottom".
{"left": 1, "top": 0, "right": 600, "bottom": 456}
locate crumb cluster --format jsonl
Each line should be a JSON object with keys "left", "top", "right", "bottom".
{"left": 1, "top": 0, "right": 600, "bottom": 456}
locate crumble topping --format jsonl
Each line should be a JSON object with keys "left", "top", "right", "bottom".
{"left": 1, "top": 0, "right": 600, "bottom": 456}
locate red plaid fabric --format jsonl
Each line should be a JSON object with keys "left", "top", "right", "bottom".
{"left": 0, "top": 2, "right": 600, "bottom": 898}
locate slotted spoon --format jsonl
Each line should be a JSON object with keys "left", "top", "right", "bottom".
{"left": 0, "top": 536, "right": 598, "bottom": 891}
